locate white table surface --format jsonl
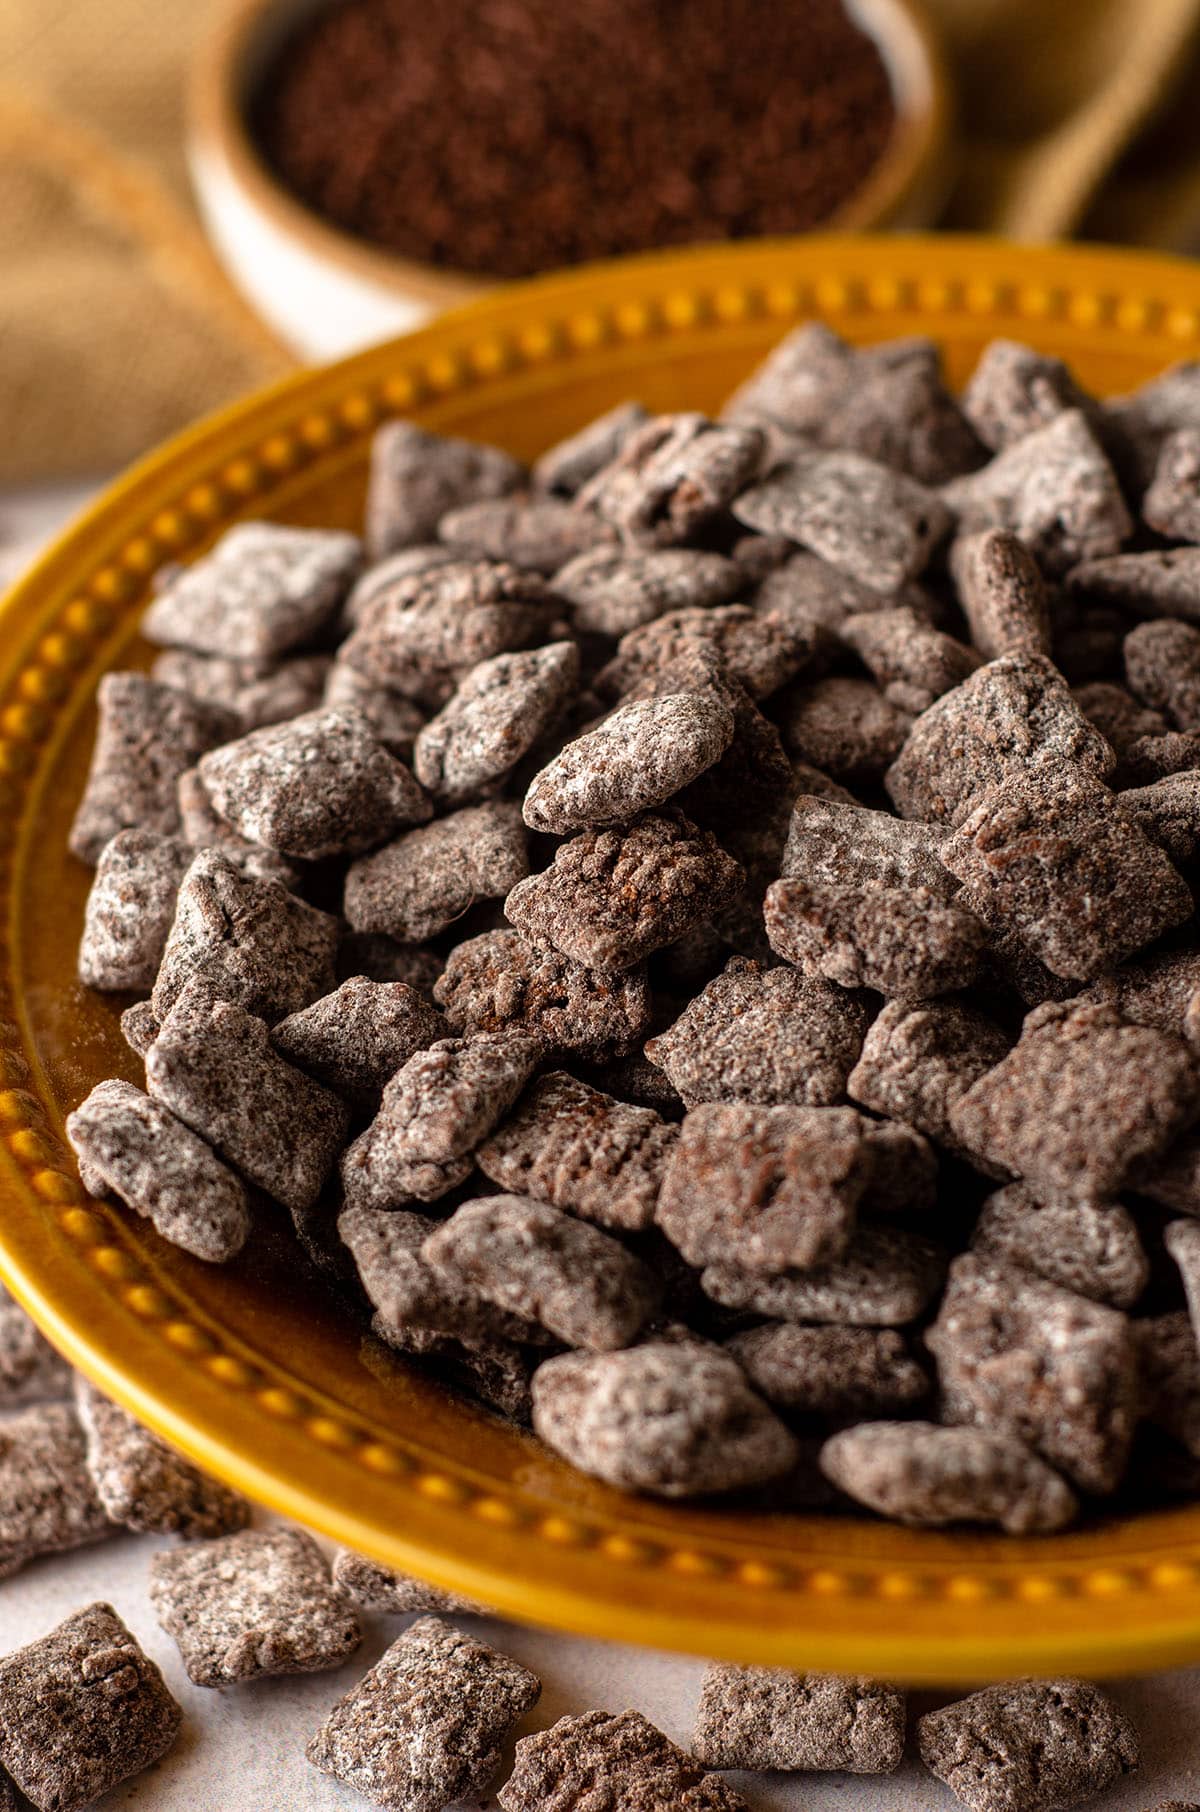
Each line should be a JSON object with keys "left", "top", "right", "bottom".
{"left": 4, "top": 480, "right": 1200, "bottom": 1811}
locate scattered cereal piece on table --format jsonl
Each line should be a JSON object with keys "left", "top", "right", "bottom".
{"left": 308, "top": 1615, "right": 540, "bottom": 1812}
{"left": 0, "top": 1402, "right": 112, "bottom": 1578}
{"left": 0, "top": 1603, "right": 181, "bottom": 1812}
{"left": 332, "top": 1550, "right": 489, "bottom": 1616}
{"left": 0, "top": 1286, "right": 72, "bottom": 1409}
{"left": 692, "top": 1666, "right": 906, "bottom": 1774}
{"left": 149, "top": 1526, "right": 361, "bottom": 1687}
{"left": 917, "top": 1679, "right": 1139, "bottom": 1812}
{"left": 74, "top": 1376, "right": 250, "bottom": 1538}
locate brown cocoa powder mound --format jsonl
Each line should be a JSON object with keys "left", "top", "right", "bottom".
{"left": 254, "top": 0, "right": 896, "bottom": 280}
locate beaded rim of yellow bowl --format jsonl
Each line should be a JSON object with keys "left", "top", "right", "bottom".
{"left": 7, "top": 235, "right": 1200, "bottom": 1684}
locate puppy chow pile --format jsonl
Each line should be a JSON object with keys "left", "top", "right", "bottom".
{"left": 62, "top": 323, "right": 1200, "bottom": 1534}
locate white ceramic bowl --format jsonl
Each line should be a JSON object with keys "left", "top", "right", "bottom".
{"left": 188, "top": 0, "right": 952, "bottom": 361}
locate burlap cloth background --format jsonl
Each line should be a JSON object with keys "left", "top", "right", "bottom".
{"left": 6, "top": 0, "right": 1200, "bottom": 485}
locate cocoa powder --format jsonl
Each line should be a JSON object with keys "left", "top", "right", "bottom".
{"left": 254, "top": 0, "right": 896, "bottom": 279}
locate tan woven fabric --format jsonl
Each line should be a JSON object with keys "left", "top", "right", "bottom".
{"left": 6, "top": 0, "right": 1200, "bottom": 484}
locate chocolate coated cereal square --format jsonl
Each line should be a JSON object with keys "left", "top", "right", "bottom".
{"left": 0, "top": 1402, "right": 111, "bottom": 1578}
{"left": 578, "top": 412, "right": 764, "bottom": 546}
{"left": 412, "top": 642, "right": 579, "bottom": 805}
{"left": 927, "top": 1253, "right": 1140, "bottom": 1493}
{"left": 530, "top": 1345, "right": 795, "bottom": 1499}
{"left": 69, "top": 673, "right": 237, "bottom": 865}
{"left": 145, "top": 986, "right": 350, "bottom": 1214}
{"left": 477, "top": 1070, "right": 677, "bottom": 1231}
{"left": 345, "top": 801, "right": 529, "bottom": 944}
{"left": 885, "top": 652, "right": 1113, "bottom": 825}
{"left": 522, "top": 692, "right": 734, "bottom": 833}
{"left": 271, "top": 976, "right": 446, "bottom": 1108}
{"left": 423, "top": 1194, "right": 660, "bottom": 1350}
{"left": 0, "top": 1286, "right": 72, "bottom": 1409}
{"left": 949, "top": 1000, "right": 1200, "bottom": 1202}
{"left": 67, "top": 1077, "right": 251, "bottom": 1263}
{"left": 0, "top": 1603, "right": 181, "bottom": 1812}
{"left": 942, "top": 408, "right": 1131, "bottom": 576}
{"left": 149, "top": 1526, "right": 361, "bottom": 1686}
{"left": 733, "top": 450, "right": 951, "bottom": 592}
{"left": 692, "top": 1666, "right": 906, "bottom": 1774}
{"left": 199, "top": 705, "right": 431, "bottom": 859}
{"left": 941, "top": 769, "right": 1192, "bottom": 981}
{"left": 435, "top": 929, "right": 653, "bottom": 1059}
{"left": 308, "top": 1616, "right": 540, "bottom": 1812}
{"left": 142, "top": 521, "right": 361, "bottom": 660}
{"left": 365, "top": 422, "right": 524, "bottom": 557}
{"left": 645, "top": 957, "right": 869, "bottom": 1109}
{"left": 332, "top": 1550, "right": 488, "bottom": 1616}
{"left": 77, "top": 830, "right": 190, "bottom": 992}
{"left": 151, "top": 848, "right": 338, "bottom": 1025}
{"left": 917, "top": 1680, "right": 1139, "bottom": 1812}
{"left": 504, "top": 810, "right": 743, "bottom": 972}
{"left": 655, "top": 1102, "right": 870, "bottom": 1273}
{"left": 701, "top": 1224, "right": 946, "bottom": 1328}
{"left": 74, "top": 1376, "right": 249, "bottom": 1538}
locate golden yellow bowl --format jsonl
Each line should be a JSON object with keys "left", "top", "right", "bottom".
{"left": 8, "top": 234, "right": 1200, "bottom": 1685}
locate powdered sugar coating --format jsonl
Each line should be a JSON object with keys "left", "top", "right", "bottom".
{"left": 0, "top": 1603, "right": 181, "bottom": 1812}
{"left": 69, "top": 673, "right": 237, "bottom": 864}
{"left": 67, "top": 1077, "right": 251, "bottom": 1263}
{"left": 308, "top": 1616, "right": 540, "bottom": 1812}
{"left": 822, "top": 1421, "right": 1078, "bottom": 1534}
{"left": 645, "top": 957, "right": 869, "bottom": 1109}
{"left": 918, "top": 1680, "right": 1139, "bottom": 1812}
{"left": 435, "top": 929, "right": 652, "bottom": 1059}
{"left": 423, "top": 1194, "right": 660, "bottom": 1350}
{"left": 413, "top": 641, "right": 580, "bottom": 805}
{"left": 531, "top": 1344, "right": 796, "bottom": 1499}
{"left": 692, "top": 1667, "right": 907, "bottom": 1774}
{"left": 928, "top": 1253, "right": 1140, "bottom": 1494}
{"left": 199, "top": 705, "right": 431, "bottom": 859}
{"left": 142, "top": 521, "right": 361, "bottom": 659}
{"left": 523, "top": 693, "right": 734, "bottom": 832}
{"left": 74, "top": 1376, "right": 249, "bottom": 1538}
{"left": 150, "top": 1526, "right": 360, "bottom": 1686}
{"left": 77, "top": 829, "right": 190, "bottom": 992}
